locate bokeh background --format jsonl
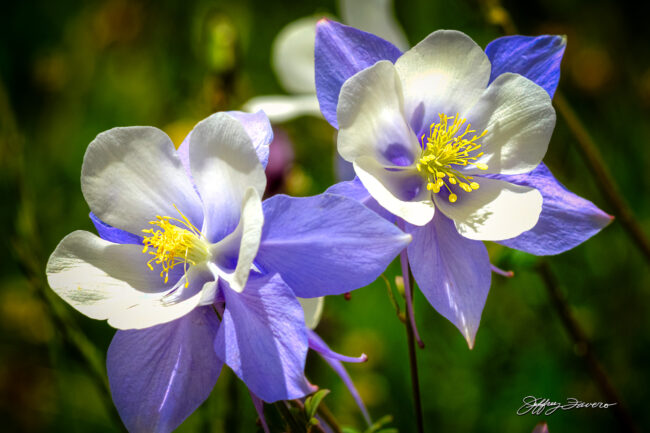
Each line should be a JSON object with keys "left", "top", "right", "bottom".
{"left": 1, "top": 0, "right": 649, "bottom": 432}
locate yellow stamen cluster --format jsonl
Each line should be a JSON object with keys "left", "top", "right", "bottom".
{"left": 416, "top": 113, "right": 489, "bottom": 203}
{"left": 142, "top": 205, "right": 209, "bottom": 287}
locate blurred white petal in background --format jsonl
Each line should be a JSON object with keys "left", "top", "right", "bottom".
{"left": 339, "top": 0, "right": 408, "bottom": 51}
{"left": 243, "top": 0, "right": 407, "bottom": 122}
{"left": 272, "top": 16, "right": 319, "bottom": 94}
{"left": 243, "top": 94, "right": 321, "bottom": 123}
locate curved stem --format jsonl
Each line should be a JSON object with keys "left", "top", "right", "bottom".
{"left": 316, "top": 402, "right": 343, "bottom": 433}
{"left": 538, "top": 262, "right": 639, "bottom": 433}
{"left": 553, "top": 93, "right": 650, "bottom": 262}
{"left": 480, "top": 0, "right": 650, "bottom": 264}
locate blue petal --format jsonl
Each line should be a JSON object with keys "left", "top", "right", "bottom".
{"left": 214, "top": 274, "right": 312, "bottom": 402}
{"left": 107, "top": 307, "right": 222, "bottom": 433}
{"left": 256, "top": 193, "right": 410, "bottom": 297}
{"left": 493, "top": 163, "right": 612, "bottom": 255}
{"left": 90, "top": 212, "right": 142, "bottom": 245}
{"left": 307, "top": 329, "right": 367, "bottom": 363}
{"left": 325, "top": 177, "right": 396, "bottom": 223}
{"left": 315, "top": 19, "right": 402, "bottom": 128}
{"left": 406, "top": 212, "right": 491, "bottom": 348}
{"left": 485, "top": 35, "right": 566, "bottom": 98}
{"left": 308, "top": 330, "right": 371, "bottom": 426}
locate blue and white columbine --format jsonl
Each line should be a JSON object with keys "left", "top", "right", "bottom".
{"left": 316, "top": 20, "right": 612, "bottom": 347}
{"left": 46, "top": 110, "right": 410, "bottom": 433}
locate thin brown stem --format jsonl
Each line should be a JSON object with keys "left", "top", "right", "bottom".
{"left": 480, "top": 0, "right": 650, "bottom": 264}
{"left": 537, "top": 262, "right": 639, "bottom": 433}
{"left": 316, "top": 402, "right": 343, "bottom": 433}
{"left": 396, "top": 221, "right": 424, "bottom": 348}
{"left": 275, "top": 401, "right": 307, "bottom": 433}
{"left": 478, "top": 0, "right": 643, "bottom": 430}
{"left": 400, "top": 252, "right": 425, "bottom": 433}
{"left": 553, "top": 93, "right": 650, "bottom": 262}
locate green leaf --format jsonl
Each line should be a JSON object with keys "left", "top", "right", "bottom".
{"left": 364, "top": 415, "right": 395, "bottom": 433}
{"left": 341, "top": 428, "right": 362, "bottom": 433}
{"left": 304, "top": 389, "right": 330, "bottom": 420}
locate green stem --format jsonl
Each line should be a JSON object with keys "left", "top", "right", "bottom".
{"left": 400, "top": 250, "right": 425, "bottom": 433}
{"left": 275, "top": 401, "right": 307, "bottom": 433}
{"left": 316, "top": 402, "right": 343, "bottom": 433}
{"left": 225, "top": 372, "right": 240, "bottom": 433}
{"left": 380, "top": 274, "right": 403, "bottom": 321}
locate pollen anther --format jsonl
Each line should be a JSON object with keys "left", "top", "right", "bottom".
{"left": 416, "top": 113, "right": 488, "bottom": 202}
{"left": 141, "top": 205, "right": 210, "bottom": 288}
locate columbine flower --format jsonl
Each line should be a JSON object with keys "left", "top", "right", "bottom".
{"left": 243, "top": 0, "right": 407, "bottom": 122}
{"left": 46, "top": 110, "right": 410, "bottom": 433}
{"left": 316, "top": 20, "right": 612, "bottom": 347}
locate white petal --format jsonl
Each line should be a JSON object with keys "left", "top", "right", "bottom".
{"left": 46, "top": 231, "right": 206, "bottom": 330}
{"left": 189, "top": 113, "right": 266, "bottom": 243}
{"left": 198, "top": 280, "right": 219, "bottom": 306}
{"left": 298, "top": 297, "right": 324, "bottom": 330}
{"left": 108, "top": 276, "right": 206, "bottom": 330}
{"left": 434, "top": 177, "right": 543, "bottom": 241}
{"left": 461, "top": 73, "right": 556, "bottom": 175}
{"left": 81, "top": 127, "right": 203, "bottom": 236}
{"left": 210, "top": 187, "right": 264, "bottom": 293}
{"left": 337, "top": 60, "right": 421, "bottom": 167}
{"left": 339, "top": 0, "right": 409, "bottom": 50}
{"left": 242, "top": 94, "right": 322, "bottom": 123}
{"left": 354, "top": 157, "right": 434, "bottom": 226}
{"left": 272, "top": 16, "right": 318, "bottom": 94}
{"left": 395, "top": 30, "right": 491, "bottom": 131}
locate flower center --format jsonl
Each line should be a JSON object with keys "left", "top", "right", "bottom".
{"left": 416, "top": 113, "right": 488, "bottom": 203}
{"left": 142, "top": 205, "right": 210, "bottom": 287}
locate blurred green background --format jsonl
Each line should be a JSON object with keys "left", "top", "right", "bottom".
{"left": 1, "top": 0, "right": 649, "bottom": 432}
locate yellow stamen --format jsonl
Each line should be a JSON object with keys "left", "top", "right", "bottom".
{"left": 416, "top": 113, "right": 488, "bottom": 203}
{"left": 141, "top": 205, "right": 210, "bottom": 288}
